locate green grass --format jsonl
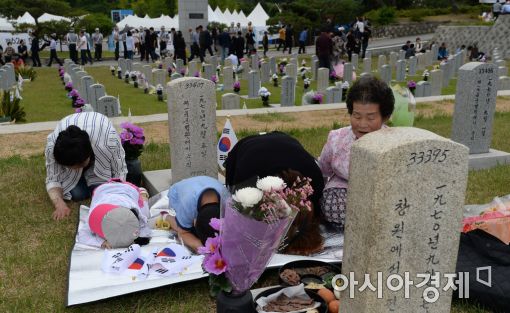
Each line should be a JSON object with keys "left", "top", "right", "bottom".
{"left": 2, "top": 110, "right": 510, "bottom": 312}
{"left": 249, "top": 112, "right": 296, "bottom": 123}
{"left": 38, "top": 49, "right": 116, "bottom": 59}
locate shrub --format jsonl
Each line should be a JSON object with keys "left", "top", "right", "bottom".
{"left": 15, "top": 66, "right": 37, "bottom": 81}
{"left": 409, "top": 10, "right": 424, "bottom": 22}
{"left": 366, "top": 6, "right": 397, "bottom": 26}
{"left": 1, "top": 91, "right": 26, "bottom": 123}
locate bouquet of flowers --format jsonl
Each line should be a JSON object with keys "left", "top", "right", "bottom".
{"left": 330, "top": 69, "right": 339, "bottom": 82}
{"left": 407, "top": 80, "right": 417, "bottom": 95}
{"left": 233, "top": 81, "right": 241, "bottom": 93}
{"left": 278, "top": 58, "right": 288, "bottom": 76}
{"left": 157, "top": 62, "right": 163, "bottom": 69}
{"left": 117, "top": 67, "right": 122, "bottom": 79}
{"left": 120, "top": 122, "right": 145, "bottom": 160}
{"left": 194, "top": 71, "right": 200, "bottom": 78}
{"left": 258, "top": 87, "right": 271, "bottom": 106}
{"left": 180, "top": 68, "right": 187, "bottom": 76}
{"left": 304, "top": 78, "right": 311, "bottom": 90}
{"left": 110, "top": 65, "right": 115, "bottom": 76}
{"left": 341, "top": 81, "right": 350, "bottom": 101}
{"left": 167, "top": 66, "right": 173, "bottom": 77}
{"left": 211, "top": 75, "right": 218, "bottom": 84}
{"left": 156, "top": 84, "right": 164, "bottom": 101}
{"left": 201, "top": 176, "right": 313, "bottom": 297}
{"left": 58, "top": 67, "right": 65, "bottom": 80}
{"left": 312, "top": 92, "right": 324, "bottom": 104}
{"left": 217, "top": 65, "right": 222, "bottom": 76}
{"left": 73, "top": 97, "right": 85, "bottom": 109}
{"left": 423, "top": 69, "right": 430, "bottom": 81}
{"left": 124, "top": 71, "right": 130, "bottom": 83}
{"left": 272, "top": 73, "right": 278, "bottom": 87}
{"left": 65, "top": 82, "right": 73, "bottom": 92}
{"left": 68, "top": 89, "right": 80, "bottom": 105}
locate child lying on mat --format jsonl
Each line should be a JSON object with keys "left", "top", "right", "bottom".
{"left": 77, "top": 179, "right": 152, "bottom": 249}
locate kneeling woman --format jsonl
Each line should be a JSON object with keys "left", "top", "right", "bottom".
{"left": 224, "top": 131, "right": 325, "bottom": 256}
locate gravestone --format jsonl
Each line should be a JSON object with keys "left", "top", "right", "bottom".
{"left": 189, "top": 60, "right": 198, "bottom": 76}
{"left": 248, "top": 70, "right": 260, "bottom": 99}
{"left": 241, "top": 60, "right": 250, "bottom": 80}
{"left": 154, "top": 69, "right": 166, "bottom": 87}
{"left": 440, "top": 63, "right": 449, "bottom": 88}
{"left": 221, "top": 93, "right": 241, "bottom": 110}
{"left": 281, "top": 76, "right": 295, "bottom": 107}
{"left": 269, "top": 57, "right": 277, "bottom": 75}
{"left": 0, "top": 69, "right": 7, "bottom": 90}
{"left": 143, "top": 65, "right": 153, "bottom": 86}
{"left": 415, "top": 81, "right": 431, "bottom": 97}
{"left": 80, "top": 76, "right": 94, "bottom": 103}
{"left": 126, "top": 59, "right": 133, "bottom": 72}
{"left": 209, "top": 55, "right": 218, "bottom": 70}
{"left": 454, "top": 53, "right": 463, "bottom": 75}
{"left": 363, "top": 58, "right": 371, "bottom": 74}
{"left": 118, "top": 58, "right": 127, "bottom": 72}
{"left": 431, "top": 44, "right": 439, "bottom": 60}
{"left": 166, "top": 77, "right": 218, "bottom": 183}
{"left": 291, "top": 57, "right": 298, "bottom": 70}
{"left": 75, "top": 71, "right": 87, "bottom": 92}
{"left": 351, "top": 54, "right": 359, "bottom": 71}
{"left": 377, "top": 55, "right": 386, "bottom": 72}
{"left": 96, "top": 95, "right": 119, "bottom": 117}
{"left": 251, "top": 53, "right": 259, "bottom": 71}
{"left": 312, "top": 57, "right": 319, "bottom": 80}
{"left": 408, "top": 56, "right": 417, "bottom": 76}
{"left": 495, "top": 59, "right": 506, "bottom": 68}
{"left": 380, "top": 64, "right": 392, "bottom": 84}
{"left": 286, "top": 63, "right": 297, "bottom": 82}
{"left": 326, "top": 86, "right": 342, "bottom": 104}
{"left": 223, "top": 66, "right": 233, "bottom": 90}
{"left": 430, "top": 69, "right": 443, "bottom": 96}
{"left": 417, "top": 53, "right": 426, "bottom": 70}
{"left": 427, "top": 50, "right": 435, "bottom": 67}
{"left": 4, "top": 64, "right": 15, "bottom": 87}
{"left": 398, "top": 49, "right": 405, "bottom": 61}
{"left": 344, "top": 63, "right": 353, "bottom": 84}
{"left": 132, "top": 62, "right": 142, "bottom": 73}
{"left": 499, "top": 66, "right": 508, "bottom": 77}
{"left": 389, "top": 52, "right": 397, "bottom": 68}
{"left": 446, "top": 57, "right": 455, "bottom": 82}
{"left": 395, "top": 60, "right": 406, "bottom": 82}
{"left": 452, "top": 62, "right": 498, "bottom": 154}
{"left": 365, "top": 50, "right": 372, "bottom": 60}
{"left": 203, "top": 64, "right": 214, "bottom": 81}
{"left": 340, "top": 127, "right": 469, "bottom": 313}
{"left": 260, "top": 61, "right": 270, "bottom": 83}
{"left": 87, "top": 84, "right": 106, "bottom": 111}
{"left": 499, "top": 76, "right": 510, "bottom": 90}
{"left": 163, "top": 57, "right": 173, "bottom": 70}
{"left": 171, "top": 73, "right": 182, "bottom": 80}
{"left": 317, "top": 68, "right": 329, "bottom": 92}
{"left": 224, "top": 58, "right": 232, "bottom": 67}
{"left": 176, "top": 59, "right": 184, "bottom": 74}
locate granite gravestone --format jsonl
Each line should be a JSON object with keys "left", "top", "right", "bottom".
{"left": 395, "top": 60, "right": 406, "bottom": 82}
{"left": 380, "top": 64, "right": 392, "bottom": 84}
{"left": 377, "top": 55, "right": 386, "bottom": 72}
{"left": 80, "top": 76, "right": 94, "bottom": 103}
{"left": 351, "top": 54, "right": 359, "bottom": 71}
{"left": 340, "top": 127, "right": 469, "bottom": 313}
{"left": 326, "top": 86, "right": 342, "bottom": 104}
{"left": 143, "top": 65, "right": 153, "bottom": 86}
{"left": 223, "top": 66, "right": 234, "bottom": 91}
{"left": 415, "top": 81, "right": 431, "bottom": 97}
{"left": 166, "top": 77, "right": 218, "bottom": 183}
{"left": 344, "top": 63, "right": 353, "bottom": 84}
{"left": 389, "top": 52, "right": 398, "bottom": 68}
{"left": 499, "top": 66, "right": 508, "bottom": 77}
{"left": 87, "top": 84, "right": 106, "bottom": 111}
{"left": 75, "top": 71, "right": 87, "bottom": 93}
{"left": 317, "top": 68, "right": 329, "bottom": 92}
{"left": 499, "top": 76, "right": 510, "bottom": 90}
{"left": 248, "top": 70, "right": 261, "bottom": 99}
{"left": 126, "top": 59, "right": 133, "bottom": 72}
{"left": 495, "top": 59, "right": 506, "bottom": 68}
{"left": 398, "top": 49, "right": 405, "bottom": 60}
{"left": 176, "top": 59, "right": 184, "bottom": 73}
{"left": 440, "top": 63, "right": 449, "bottom": 88}
{"left": 154, "top": 69, "right": 166, "bottom": 87}
{"left": 451, "top": 62, "right": 498, "bottom": 154}
{"left": 281, "top": 76, "right": 295, "bottom": 107}
{"left": 431, "top": 44, "right": 439, "bottom": 60}
{"left": 446, "top": 57, "right": 455, "bottom": 82}
{"left": 209, "top": 55, "right": 218, "bottom": 70}
{"left": 221, "top": 93, "right": 241, "bottom": 110}
{"left": 363, "top": 58, "right": 371, "bottom": 74}
{"left": 251, "top": 53, "right": 259, "bottom": 71}
{"left": 408, "top": 56, "right": 417, "bottom": 76}
{"left": 203, "top": 64, "right": 214, "bottom": 81}
{"left": 96, "top": 95, "right": 120, "bottom": 117}
{"left": 311, "top": 55, "right": 319, "bottom": 80}
{"left": 286, "top": 63, "right": 297, "bottom": 82}
{"left": 163, "top": 57, "right": 173, "bottom": 70}
{"left": 241, "top": 60, "right": 250, "bottom": 80}
{"left": 417, "top": 54, "right": 426, "bottom": 70}
{"left": 365, "top": 50, "right": 372, "bottom": 60}
{"left": 3, "top": 65, "right": 15, "bottom": 88}
{"left": 132, "top": 62, "right": 142, "bottom": 73}
{"left": 260, "top": 61, "right": 270, "bottom": 83}
{"left": 430, "top": 69, "right": 443, "bottom": 96}
{"left": 224, "top": 58, "right": 232, "bottom": 67}
{"left": 0, "top": 69, "right": 7, "bottom": 90}
{"left": 118, "top": 58, "right": 127, "bottom": 72}
{"left": 270, "top": 57, "right": 277, "bottom": 75}
{"left": 188, "top": 60, "right": 198, "bottom": 76}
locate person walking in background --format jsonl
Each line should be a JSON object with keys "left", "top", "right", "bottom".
{"left": 345, "top": 29, "right": 356, "bottom": 62}
{"left": 493, "top": 1, "right": 502, "bottom": 19}
{"left": 92, "top": 28, "right": 103, "bottom": 61}
{"left": 199, "top": 25, "right": 213, "bottom": 60}
{"left": 17, "top": 40, "right": 28, "bottom": 64}
{"left": 316, "top": 29, "right": 333, "bottom": 70}
{"left": 218, "top": 28, "right": 231, "bottom": 62}
{"left": 78, "top": 30, "right": 88, "bottom": 65}
{"left": 113, "top": 26, "right": 120, "bottom": 61}
{"left": 83, "top": 29, "right": 94, "bottom": 64}
{"left": 245, "top": 29, "right": 256, "bottom": 55}
{"left": 188, "top": 27, "right": 200, "bottom": 62}
{"left": 159, "top": 26, "right": 169, "bottom": 57}
{"left": 283, "top": 24, "right": 294, "bottom": 54}
{"left": 173, "top": 30, "right": 187, "bottom": 65}
{"left": 298, "top": 27, "right": 308, "bottom": 54}
{"left": 262, "top": 31, "right": 269, "bottom": 57}
{"left": 30, "top": 32, "right": 42, "bottom": 67}
{"left": 233, "top": 31, "right": 245, "bottom": 61}
{"left": 147, "top": 27, "right": 158, "bottom": 62}
{"left": 126, "top": 31, "right": 134, "bottom": 60}
{"left": 66, "top": 28, "right": 78, "bottom": 64}
{"left": 277, "top": 25, "right": 285, "bottom": 51}
{"left": 47, "top": 34, "right": 63, "bottom": 67}
{"left": 361, "top": 26, "right": 371, "bottom": 59}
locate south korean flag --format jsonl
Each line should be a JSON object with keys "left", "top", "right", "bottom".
{"left": 217, "top": 118, "right": 238, "bottom": 170}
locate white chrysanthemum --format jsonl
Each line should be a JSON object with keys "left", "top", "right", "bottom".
{"left": 256, "top": 176, "right": 286, "bottom": 192}
{"left": 233, "top": 187, "right": 263, "bottom": 208}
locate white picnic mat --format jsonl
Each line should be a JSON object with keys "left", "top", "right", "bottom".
{"left": 67, "top": 205, "right": 342, "bottom": 306}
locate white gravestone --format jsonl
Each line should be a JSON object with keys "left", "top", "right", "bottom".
{"left": 270, "top": 57, "right": 277, "bottom": 75}
{"left": 408, "top": 56, "right": 417, "bottom": 76}
{"left": 188, "top": 60, "right": 198, "bottom": 76}
{"left": 395, "top": 60, "right": 406, "bottom": 82}
{"left": 221, "top": 93, "right": 241, "bottom": 110}
{"left": 223, "top": 66, "right": 234, "bottom": 91}
{"left": 248, "top": 70, "right": 261, "bottom": 99}
{"left": 241, "top": 60, "right": 250, "bottom": 80}
{"left": 499, "top": 76, "right": 510, "bottom": 90}
{"left": 126, "top": 59, "right": 133, "bottom": 72}
{"left": 118, "top": 58, "right": 127, "bottom": 72}
{"left": 80, "top": 76, "right": 94, "bottom": 104}
{"left": 166, "top": 77, "right": 218, "bottom": 183}
{"left": 143, "top": 65, "right": 153, "bottom": 86}
{"left": 415, "top": 81, "right": 431, "bottom": 97}
{"left": 341, "top": 127, "right": 469, "bottom": 313}
{"left": 430, "top": 69, "right": 443, "bottom": 96}
{"left": 317, "top": 67, "right": 329, "bottom": 92}
{"left": 377, "top": 55, "right": 386, "bottom": 72}
{"left": 286, "top": 63, "right": 297, "bottom": 82}
{"left": 96, "top": 96, "right": 120, "bottom": 118}
{"left": 87, "top": 84, "right": 106, "bottom": 111}
{"left": 380, "top": 64, "right": 392, "bottom": 84}
{"left": 203, "top": 64, "right": 214, "bottom": 81}
{"left": 344, "top": 63, "right": 353, "bottom": 84}
{"left": 363, "top": 58, "right": 371, "bottom": 74}
{"left": 389, "top": 52, "right": 397, "bottom": 68}
{"left": 260, "top": 61, "right": 270, "bottom": 83}
{"left": 281, "top": 76, "right": 296, "bottom": 107}
{"left": 326, "top": 86, "right": 342, "bottom": 104}
{"left": 154, "top": 69, "right": 166, "bottom": 87}
{"left": 351, "top": 54, "right": 358, "bottom": 71}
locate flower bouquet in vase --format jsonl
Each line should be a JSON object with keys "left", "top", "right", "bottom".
{"left": 110, "top": 65, "right": 115, "bottom": 76}
{"left": 124, "top": 71, "right": 130, "bottom": 83}
{"left": 258, "top": 87, "right": 271, "bottom": 106}
{"left": 117, "top": 67, "right": 122, "bottom": 79}
{"left": 120, "top": 122, "right": 145, "bottom": 186}
{"left": 233, "top": 81, "right": 241, "bottom": 94}
{"left": 407, "top": 80, "right": 416, "bottom": 95}
{"left": 272, "top": 74, "right": 278, "bottom": 87}
{"left": 201, "top": 176, "right": 311, "bottom": 313}
{"left": 156, "top": 84, "right": 164, "bottom": 101}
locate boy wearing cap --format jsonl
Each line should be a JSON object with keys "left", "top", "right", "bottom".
{"left": 166, "top": 176, "right": 227, "bottom": 253}
{"left": 78, "top": 180, "right": 151, "bottom": 248}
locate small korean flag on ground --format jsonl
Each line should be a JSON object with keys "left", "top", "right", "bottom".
{"left": 217, "top": 118, "right": 238, "bottom": 170}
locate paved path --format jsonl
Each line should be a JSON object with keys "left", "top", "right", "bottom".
{"left": 2, "top": 90, "right": 509, "bottom": 135}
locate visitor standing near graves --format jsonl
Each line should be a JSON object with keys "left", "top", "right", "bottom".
{"left": 146, "top": 27, "right": 158, "bottom": 62}
{"left": 245, "top": 29, "right": 256, "bottom": 55}
{"left": 47, "top": 34, "right": 63, "bottom": 67}
{"left": 298, "top": 27, "right": 308, "bottom": 54}
{"left": 113, "top": 26, "right": 120, "bottom": 61}
{"left": 493, "top": 0, "right": 503, "bottom": 19}
{"left": 415, "top": 37, "right": 425, "bottom": 53}
{"left": 211, "top": 26, "right": 219, "bottom": 53}
{"left": 361, "top": 26, "right": 371, "bottom": 58}
{"left": 262, "top": 31, "right": 269, "bottom": 57}
{"left": 133, "top": 29, "right": 140, "bottom": 56}
{"left": 319, "top": 76, "right": 394, "bottom": 231}
{"left": 224, "top": 131, "right": 325, "bottom": 255}
{"left": 78, "top": 180, "right": 151, "bottom": 249}
{"left": 125, "top": 31, "right": 134, "bottom": 60}
{"left": 45, "top": 112, "right": 127, "bottom": 220}
{"left": 66, "top": 28, "right": 78, "bottom": 64}
{"left": 139, "top": 27, "right": 146, "bottom": 60}
{"left": 233, "top": 31, "right": 245, "bottom": 61}
{"left": 121, "top": 30, "right": 128, "bottom": 59}
{"left": 78, "top": 30, "right": 90, "bottom": 65}
{"left": 92, "top": 28, "right": 103, "bottom": 61}
{"left": 218, "top": 28, "right": 231, "bottom": 61}
{"left": 12, "top": 53, "right": 24, "bottom": 70}
{"left": 438, "top": 42, "right": 449, "bottom": 60}
{"left": 173, "top": 30, "right": 187, "bottom": 64}
{"left": 316, "top": 29, "right": 333, "bottom": 70}
{"left": 4, "top": 42, "right": 14, "bottom": 62}
{"left": 17, "top": 40, "right": 28, "bottom": 64}
{"left": 283, "top": 24, "right": 294, "bottom": 54}
{"left": 188, "top": 27, "right": 200, "bottom": 62}
{"left": 502, "top": 0, "right": 510, "bottom": 13}
{"left": 405, "top": 44, "right": 416, "bottom": 59}
{"left": 198, "top": 25, "right": 213, "bottom": 60}
{"left": 30, "top": 32, "right": 42, "bottom": 67}
{"left": 345, "top": 29, "right": 356, "bottom": 62}
{"left": 83, "top": 29, "right": 94, "bottom": 64}
{"left": 165, "top": 176, "right": 227, "bottom": 253}
{"left": 277, "top": 25, "right": 285, "bottom": 51}
{"left": 159, "top": 26, "right": 169, "bottom": 57}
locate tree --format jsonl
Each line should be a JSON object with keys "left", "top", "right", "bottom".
{"left": 0, "top": 0, "right": 71, "bottom": 21}
{"left": 75, "top": 13, "right": 114, "bottom": 36}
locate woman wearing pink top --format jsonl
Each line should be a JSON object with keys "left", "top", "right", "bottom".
{"left": 319, "top": 76, "right": 394, "bottom": 230}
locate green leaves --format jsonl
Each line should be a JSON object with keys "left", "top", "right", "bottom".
{"left": 208, "top": 274, "right": 232, "bottom": 297}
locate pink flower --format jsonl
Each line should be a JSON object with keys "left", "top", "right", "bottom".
{"left": 198, "top": 236, "right": 220, "bottom": 254}
{"left": 75, "top": 108, "right": 82, "bottom": 113}
{"left": 130, "top": 137, "right": 145, "bottom": 145}
{"left": 203, "top": 252, "right": 227, "bottom": 275}
{"left": 209, "top": 218, "right": 221, "bottom": 231}
{"left": 120, "top": 131, "right": 133, "bottom": 142}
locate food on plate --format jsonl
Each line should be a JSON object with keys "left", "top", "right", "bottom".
{"left": 304, "top": 282, "right": 325, "bottom": 290}
{"left": 328, "top": 300, "right": 340, "bottom": 313}
{"left": 317, "top": 288, "right": 336, "bottom": 304}
{"left": 280, "top": 269, "right": 301, "bottom": 286}
{"left": 262, "top": 294, "right": 315, "bottom": 312}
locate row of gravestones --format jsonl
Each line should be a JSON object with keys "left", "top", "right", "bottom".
{"left": 0, "top": 63, "right": 17, "bottom": 91}
{"left": 492, "top": 48, "right": 510, "bottom": 91}
{"left": 64, "top": 59, "right": 120, "bottom": 117}
{"left": 163, "top": 61, "right": 504, "bottom": 311}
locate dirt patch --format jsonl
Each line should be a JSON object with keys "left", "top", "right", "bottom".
{"left": 2, "top": 97, "right": 510, "bottom": 159}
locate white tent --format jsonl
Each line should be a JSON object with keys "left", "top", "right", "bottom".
{"left": 16, "top": 12, "right": 36, "bottom": 25}
{"left": 0, "top": 17, "right": 14, "bottom": 31}
{"left": 247, "top": 2, "right": 269, "bottom": 27}
{"left": 214, "top": 7, "right": 224, "bottom": 23}
{"left": 223, "top": 8, "right": 233, "bottom": 24}
{"left": 208, "top": 5, "right": 220, "bottom": 23}
{"left": 38, "top": 13, "right": 71, "bottom": 23}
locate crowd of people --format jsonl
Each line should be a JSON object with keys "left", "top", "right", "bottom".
{"left": 46, "top": 75, "right": 394, "bottom": 255}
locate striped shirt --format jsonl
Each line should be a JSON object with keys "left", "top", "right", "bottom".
{"left": 45, "top": 112, "right": 127, "bottom": 200}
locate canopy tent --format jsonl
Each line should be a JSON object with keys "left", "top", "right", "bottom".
{"left": 208, "top": 5, "right": 221, "bottom": 23}
{"left": 247, "top": 2, "right": 269, "bottom": 27}
{"left": 116, "top": 14, "right": 178, "bottom": 30}
{"left": 38, "top": 13, "right": 71, "bottom": 23}
{"left": 0, "top": 17, "right": 15, "bottom": 31}
{"left": 16, "top": 12, "right": 36, "bottom": 25}
{"left": 214, "top": 7, "right": 225, "bottom": 23}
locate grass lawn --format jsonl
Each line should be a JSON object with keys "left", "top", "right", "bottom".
{"left": 2, "top": 106, "right": 510, "bottom": 311}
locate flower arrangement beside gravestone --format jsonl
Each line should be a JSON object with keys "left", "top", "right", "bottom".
{"left": 110, "top": 65, "right": 115, "bottom": 76}
{"left": 58, "top": 66, "right": 64, "bottom": 81}
{"left": 65, "top": 82, "right": 73, "bottom": 92}
{"left": 179, "top": 68, "right": 186, "bottom": 76}
{"left": 233, "top": 81, "right": 241, "bottom": 93}
{"left": 304, "top": 78, "right": 311, "bottom": 91}
{"left": 211, "top": 75, "right": 218, "bottom": 84}
{"left": 272, "top": 74, "right": 278, "bottom": 87}
{"left": 194, "top": 71, "right": 200, "bottom": 78}
{"left": 124, "top": 71, "right": 130, "bottom": 83}
{"left": 120, "top": 122, "right": 145, "bottom": 186}
{"left": 258, "top": 87, "right": 271, "bottom": 106}
{"left": 423, "top": 69, "right": 430, "bottom": 81}
{"left": 329, "top": 70, "right": 339, "bottom": 83}
{"left": 407, "top": 80, "right": 417, "bottom": 95}
{"left": 340, "top": 81, "right": 350, "bottom": 101}
{"left": 167, "top": 66, "right": 173, "bottom": 77}
{"left": 201, "top": 176, "right": 311, "bottom": 312}
{"left": 156, "top": 84, "right": 164, "bottom": 101}
{"left": 117, "top": 66, "right": 122, "bottom": 79}
{"left": 0, "top": 90, "right": 26, "bottom": 123}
